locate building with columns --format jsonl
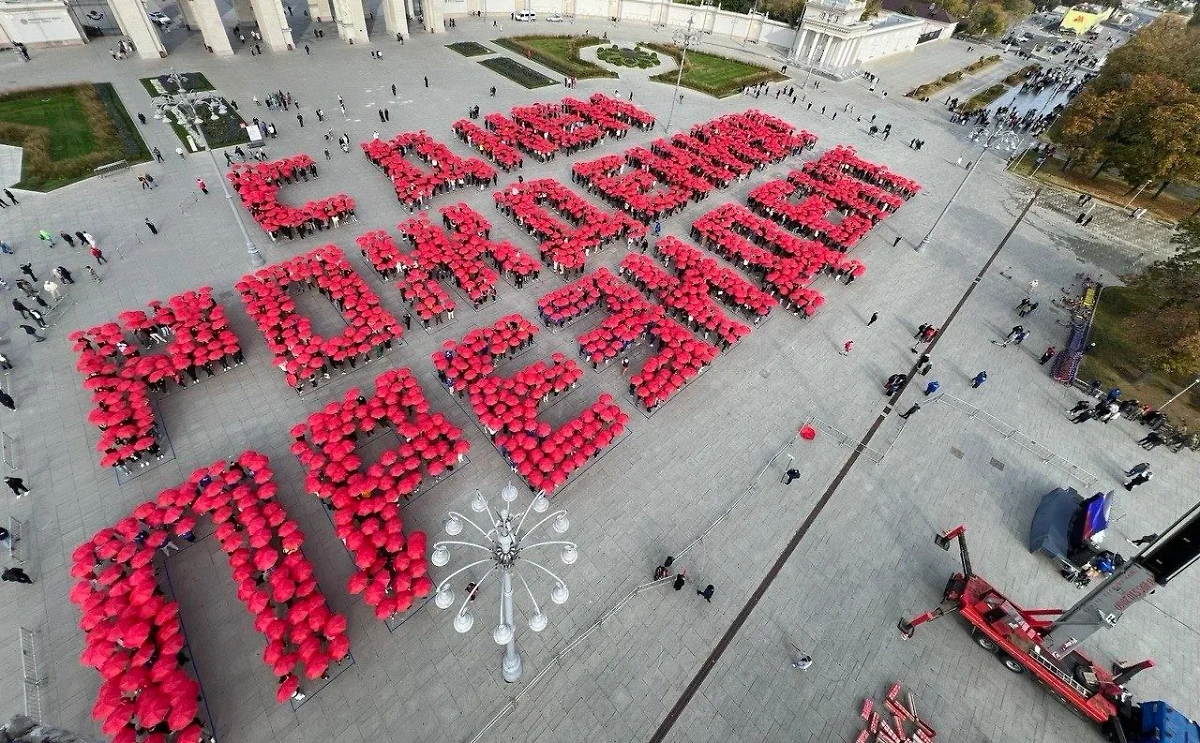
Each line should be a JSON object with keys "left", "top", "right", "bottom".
{"left": 790, "top": 0, "right": 957, "bottom": 78}
{"left": 5, "top": 0, "right": 954, "bottom": 67}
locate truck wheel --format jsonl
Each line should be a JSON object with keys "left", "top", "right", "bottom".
{"left": 974, "top": 633, "right": 999, "bottom": 652}
{"left": 1000, "top": 654, "right": 1026, "bottom": 674}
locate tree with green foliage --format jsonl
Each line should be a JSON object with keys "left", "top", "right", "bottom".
{"left": 1121, "top": 218, "right": 1200, "bottom": 374}
{"left": 1053, "top": 16, "right": 1200, "bottom": 196}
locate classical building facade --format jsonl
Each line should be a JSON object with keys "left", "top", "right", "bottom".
{"left": 789, "top": 0, "right": 956, "bottom": 78}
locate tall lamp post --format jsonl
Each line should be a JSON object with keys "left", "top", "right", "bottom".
{"left": 164, "top": 69, "right": 265, "bottom": 267}
{"left": 663, "top": 13, "right": 702, "bottom": 135}
{"left": 430, "top": 483, "right": 577, "bottom": 683}
{"left": 1161, "top": 378, "right": 1200, "bottom": 411}
{"left": 915, "top": 123, "right": 1021, "bottom": 253}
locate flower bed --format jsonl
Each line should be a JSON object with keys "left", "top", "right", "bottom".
{"left": 596, "top": 44, "right": 660, "bottom": 69}
{"left": 71, "top": 288, "right": 242, "bottom": 470}
{"left": 227, "top": 154, "right": 355, "bottom": 240}
{"left": 71, "top": 452, "right": 349, "bottom": 739}
{"left": 292, "top": 369, "right": 460, "bottom": 617}
{"left": 236, "top": 245, "right": 401, "bottom": 391}
{"left": 362, "top": 131, "right": 496, "bottom": 208}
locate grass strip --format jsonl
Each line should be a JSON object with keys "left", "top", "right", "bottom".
{"left": 645, "top": 43, "right": 784, "bottom": 98}
{"left": 0, "top": 82, "right": 149, "bottom": 191}
{"left": 493, "top": 35, "right": 615, "bottom": 79}
{"left": 479, "top": 56, "right": 558, "bottom": 89}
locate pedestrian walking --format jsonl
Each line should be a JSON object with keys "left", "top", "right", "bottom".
{"left": 91, "top": 246, "right": 107, "bottom": 265}
{"left": 971, "top": 371, "right": 987, "bottom": 388}
{"left": 86, "top": 266, "right": 101, "bottom": 283}
{"left": 884, "top": 373, "right": 907, "bottom": 395}
{"left": 145, "top": 219, "right": 158, "bottom": 235}
{"left": 840, "top": 340, "right": 853, "bottom": 356}
{"left": 697, "top": 584, "right": 715, "bottom": 602}
{"left": 1124, "top": 462, "right": 1151, "bottom": 478}
{"left": 60, "top": 231, "right": 75, "bottom": 247}
{"left": 391, "top": 84, "right": 397, "bottom": 96}
{"left": 1131, "top": 534, "right": 1158, "bottom": 547}
{"left": 0, "top": 354, "right": 12, "bottom": 371}
{"left": 53, "top": 266, "right": 73, "bottom": 284}
{"left": 4, "top": 189, "right": 16, "bottom": 205}
{"left": 1071, "top": 408, "right": 1094, "bottom": 424}
{"left": 783, "top": 467, "right": 800, "bottom": 484}
{"left": 653, "top": 556, "right": 674, "bottom": 581}
{"left": 0, "top": 391, "right": 15, "bottom": 410}
{"left": 2, "top": 567, "right": 32, "bottom": 584}
{"left": 11, "top": 299, "right": 29, "bottom": 319}
{"left": 620, "top": 357, "right": 630, "bottom": 376}
{"left": 791, "top": 654, "right": 813, "bottom": 671}
{"left": 867, "top": 312, "right": 879, "bottom": 326}
{"left": 898, "top": 403, "right": 921, "bottom": 419}
{"left": 197, "top": 178, "right": 208, "bottom": 195}
{"left": 43, "top": 280, "right": 62, "bottom": 301}
{"left": 18, "top": 264, "right": 36, "bottom": 281}
{"left": 28, "top": 309, "right": 46, "bottom": 329}
{"left": 672, "top": 572, "right": 687, "bottom": 591}
{"left": 1138, "top": 431, "right": 1163, "bottom": 450}
{"left": 4, "top": 476, "right": 28, "bottom": 496}
{"left": 153, "top": 147, "right": 164, "bottom": 163}
{"left": 914, "top": 323, "right": 929, "bottom": 340}
{"left": 297, "top": 113, "right": 304, "bottom": 127}
{"left": 37, "top": 230, "right": 55, "bottom": 248}
{"left": 1039, "top": 346, "right": 1056, "bottom": 365}
{"left": 1124, "top": 471, "right": 1153, "bottom": 490}
{"left": 424, "top": 76, "right": 429, "bottom": 87}
{"left": 924, "top": 380, "right": 940, "bottom": 396}
{"left": 20, "top": 324, "right": 45, "bottom": 342}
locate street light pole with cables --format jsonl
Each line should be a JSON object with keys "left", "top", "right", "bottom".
{"left": 430, "top": 483, "right": 577, "bottom": 683}
{"left": 663, "top": 12, "right": 703, "bottom": 136}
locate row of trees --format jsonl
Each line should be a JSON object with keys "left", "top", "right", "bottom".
{"left": 1055, "top": 15, "right": 1200, "bottom": 198}
{"left": 939, "top": 0, "right": 1034, "bottom": 36}
{"left": 1123, "top": 218, "right": 1200, "bottom": 375}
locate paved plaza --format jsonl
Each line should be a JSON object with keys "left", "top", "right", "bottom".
{"left": 0, "top": 18, "right": 1197, "bottom": 743}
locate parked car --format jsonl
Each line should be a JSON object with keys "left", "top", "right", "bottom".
{"left": 148, "top": 10, "right": 171, "bottom": 28}
{"left": 546, "top": 13, "right": 564, "bottom": 21}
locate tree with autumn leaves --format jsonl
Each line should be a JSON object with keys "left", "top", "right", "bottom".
{"left": 1119, "top": 219, "right": 1200, "bottom": 376}
{"left": 1055, "top": 16, "right": 1200, "bottom": 199}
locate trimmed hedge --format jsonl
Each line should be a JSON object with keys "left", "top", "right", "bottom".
{"left": 1002, "top": 64, "right": 1041, "bottom": 87}
{"left": 960, "top": 83, "right": 1007, "bottom": 112}
{"left": 479, "top": 56, "right": 558, "bottom": 88}
{"left": 493, "top": 35, "right": 616, "bottom": 79}
{"left": 906, "top": 55, "right": 1000, "bottom": 99}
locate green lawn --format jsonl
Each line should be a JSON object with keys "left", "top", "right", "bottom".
{"left": 1080, "top": 286, "right": 1200, "bottom": 425}
{"left": 0, "top": 83, "right": 149, "bottom": 191}
{"left": 479, "top": 56, "right": 558, "bottom": 89}
{"left": 447, "top": 41, "right": 494, "bottom": 57}
{"left": 645, "top": 43, "right": 784, "bottom": 98}
{"left": 493, "top": 35, "right": 615, "bottom": 79}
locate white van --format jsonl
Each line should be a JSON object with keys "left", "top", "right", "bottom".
{"left": 515, "top": 10, "right": 536, "bottom": 21}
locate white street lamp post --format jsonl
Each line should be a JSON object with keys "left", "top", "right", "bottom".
{"left": 916, "top": 122, "right": 1020, "bottom": 253}
{"left": 166, "top": 69, "right": 265, "bottom": 267}
{"left": 663, "top": 13, "right": 702, "bottom": 135}
{"left": 431, "top": 483, "right": 577, "bottom": 683}
{"left": 1161, "top": 378, "right": 1200, "bottom": 411}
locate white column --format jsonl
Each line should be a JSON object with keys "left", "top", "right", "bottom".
{"left": 382, "top": 0, "right": 409, "bottom": 38}
{"left": 332, "top": 0, "right": 368, "bottom": 42}
{"left": 308, "top": 0, "right": 334, "bottom": 21}
{"left": 818, "top": 36, "right": 832, "bottom": 66}
{"left": 108, "top": 0, "right": 167, "bottom": 58}
{"left": 423, "top": 0, "right": 444, "bottom": 33}
{"left": 848, "top": 38, "right": 861, "bottom": 66}
{"left": 806, "top": 32, "right": 821, "bottom": 64}
{"left": 790, "top": 27, "right": 807, "bottom": 59}
{"left": 189, "top": 0, "right": 235, "bottom": 54}
{"left": 233, "top": 0, "right": 257, "bottom": 24}
{"left": 249, "top": 0, "right": 296, "bottom": 49}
